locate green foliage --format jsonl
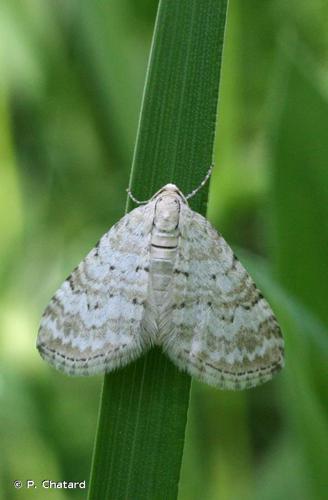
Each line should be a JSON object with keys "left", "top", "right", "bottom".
{"left": 0, "top": 1, "right": 327, "bottom": 500}
{"left": 270, "top": 49, "right": 328, "bottom": 499}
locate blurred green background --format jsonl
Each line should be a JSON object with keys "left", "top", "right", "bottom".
{"left": 0, "top": 1, "right": 327, "bottom": 499}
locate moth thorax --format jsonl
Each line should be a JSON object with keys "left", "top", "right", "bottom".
{"left": 154, "top": 196, "right": 180, "bottom": 232}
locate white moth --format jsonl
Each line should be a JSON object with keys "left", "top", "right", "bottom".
{"left": 37, "top": 172, "right": 284, "bottom": 390}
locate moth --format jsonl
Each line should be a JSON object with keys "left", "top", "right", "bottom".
{"left": 37, "top": 170, "right": 284, "bottom": 390}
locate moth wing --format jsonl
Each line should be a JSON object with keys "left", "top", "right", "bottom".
{"left": 162, "top": 205, "right": 284, "bottom": 390}
{"left": 37, "top": 202, "right": 155, "bottom": 375}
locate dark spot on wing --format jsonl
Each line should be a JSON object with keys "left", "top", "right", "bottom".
{"left": 232, "top": 253, "right": 239, "bottom": 269}
{"left": 174, "top": 269, "right": 189, "bottom": 277}
{"left": 68, "top": 275, "right": 75, "bottom": 291}
{"left": 95, "top": 239, "right": 101, "bottom": 256}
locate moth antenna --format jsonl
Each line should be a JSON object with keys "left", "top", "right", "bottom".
{"left": 185, "top": 164, "right": 214, "bottom": 200}
{"left": 127, "top": 164, "right": 213, "bottom": 203}
{"left": 126, "top": 188, "right": 149, "bottom": 205}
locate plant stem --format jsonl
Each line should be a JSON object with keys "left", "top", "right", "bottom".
{"left": 88, "top": 1, "right": 228, "bottom": 498}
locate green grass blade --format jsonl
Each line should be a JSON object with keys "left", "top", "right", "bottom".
{"left": 269, "top": 48, "right": 328, "bottom": 498}
{"left": 88, "top": 1, "right": 228, "bottom": 499}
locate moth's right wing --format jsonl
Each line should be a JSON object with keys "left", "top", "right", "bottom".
{"left": 162, "top": 205, "right": 284, "bottom": 390}
{"left": 37, "top": 202, "right": 155, "bottom": 376}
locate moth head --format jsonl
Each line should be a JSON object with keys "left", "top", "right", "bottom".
{"left": 151, "top": 184, "right": 188, "bottom": 204}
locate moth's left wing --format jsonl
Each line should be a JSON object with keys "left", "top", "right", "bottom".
{"left": 37, "top": 202, "right": 155, "bottom": 376}
{"left": 161, "top": 205, "right": 284, "bottom": 390}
